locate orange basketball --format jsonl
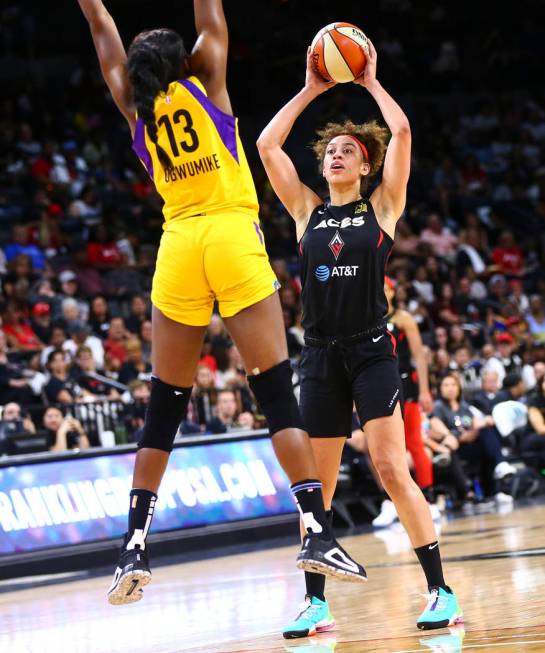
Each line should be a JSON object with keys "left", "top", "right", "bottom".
{"left": 311, "top": 22, "right": 370, "bottom": 83}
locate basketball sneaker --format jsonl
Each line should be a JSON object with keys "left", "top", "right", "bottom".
{"left": 372, "top": 499, "right": 398, "bottom": 527}
{"left": 283, "top": 595, "right": 335, "bottom": 639}
{"left": 417, "top": 587, "right": 463, "bottom": 630}
{"left": 296, "top": 533, "right": 367, "bottom": 582}
{"left": 107, "top": 545, "right": 151, "bottom": 605}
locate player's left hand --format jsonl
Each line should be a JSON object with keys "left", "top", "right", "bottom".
{"left": 419, "top": 390, "right": 433, "bottom": 414}
{"left": 353, "top": 38, "right": 377, "bottom": 88}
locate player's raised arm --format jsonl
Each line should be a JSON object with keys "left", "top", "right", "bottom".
{"left": 189, "top": 0, "right": 231, "bottom": 114}
{"left": 78, "top": 0, "right": 135, "bottom": 130}
{"left": 355, "top": 40, "right": 411, "bottom": 232}
{"left": 257, "top": 50, "right": 334, "bottom": 237}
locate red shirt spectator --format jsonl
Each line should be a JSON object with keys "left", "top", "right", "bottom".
{"left": 491, "top": 231, "right": 524, "bottom": 276}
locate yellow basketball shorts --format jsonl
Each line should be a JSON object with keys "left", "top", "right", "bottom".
{"left": 151, "top": 210, "right": 279, "bottom": 326}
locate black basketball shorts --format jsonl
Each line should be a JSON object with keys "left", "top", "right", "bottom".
{"left": 298, "top": 328, "right": 402, "bottom": 438}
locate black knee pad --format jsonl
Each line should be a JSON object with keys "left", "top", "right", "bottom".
{"left": 248, "top": 360, "right": 304, "bottom": 436}
{"left": 137, "top": 376, "right": 192, "bottom": 452}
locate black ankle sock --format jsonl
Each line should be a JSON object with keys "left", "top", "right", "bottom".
{"left": 125, "top": 488, "right": 157, "bottom": 550}
{"left": 290, "top": 479, "right": 329, "bottom": 537}
{"left": 303, "top": 510, "right": 332, "bottom": 601}
{"left": 305, "top": 571, "right": 326, "bottom": 601}
{"left": 414, "top": 541, "right": 446, "bottom": 590}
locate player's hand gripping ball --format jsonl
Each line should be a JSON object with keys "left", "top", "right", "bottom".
{"left": 311, "top": 22, "right": 370, "bottom": 83}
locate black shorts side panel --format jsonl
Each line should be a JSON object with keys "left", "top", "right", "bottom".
{"left": 298, "top": 346, "right": 353, "bottom": 438}
{"left": 350, "top": 333, "right": 402, "bottom": 427}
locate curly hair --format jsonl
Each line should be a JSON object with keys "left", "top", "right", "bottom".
{"left": 311, "top": 119, "right": 390, "bottom": 193}
{"left": 127, "top": 29, "right": 187, "bottom": 171}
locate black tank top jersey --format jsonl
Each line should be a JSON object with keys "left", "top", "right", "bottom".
{"left": 299, "top": 199, "right": 393, "bottom": 337}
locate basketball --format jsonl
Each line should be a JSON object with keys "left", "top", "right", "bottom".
{"left": 311, "top": 22, "right": 370, "bottom": 83}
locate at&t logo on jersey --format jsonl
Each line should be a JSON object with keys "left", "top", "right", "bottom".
{"left": 315, "top": 265, "right": 330, "bottom": 282}
{"left": 314, "top": 265, "right": 359, "bottom": 282}
{"left": 314, "top": 216, "right": 365, "bottom": 230}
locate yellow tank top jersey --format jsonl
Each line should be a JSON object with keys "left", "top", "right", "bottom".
{"left": 132, "top": 76, "right": 259, "bottom": 223}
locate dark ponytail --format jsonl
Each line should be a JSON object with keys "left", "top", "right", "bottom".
{"left": 127, "top": 29, "right": 187, "bottom": 171}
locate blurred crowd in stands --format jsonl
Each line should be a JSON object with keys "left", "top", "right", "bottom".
{"left": 1, "top": 0, "right": 545, "bottom": 510}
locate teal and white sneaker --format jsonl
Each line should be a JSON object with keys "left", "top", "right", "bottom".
{"left": 283, "top": 595, "right": 335, "bottom": 639}
{"left": 417, "top": 587, "right": 463, "bottom": 630}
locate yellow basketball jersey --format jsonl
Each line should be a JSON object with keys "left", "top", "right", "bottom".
{"left": 132, "top": 76, "right": 259, "bottom": 223}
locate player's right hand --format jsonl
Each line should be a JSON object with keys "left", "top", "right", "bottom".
{"left": 304, "top": 47, "right": 336, "bottom": 94}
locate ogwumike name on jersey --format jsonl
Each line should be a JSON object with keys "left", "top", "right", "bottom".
{"left": 165, "top": 153, "right": 221, "bottom": 182}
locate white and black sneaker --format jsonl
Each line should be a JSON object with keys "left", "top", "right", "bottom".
{"left": 296, "top": 533, "right": 367, "bottom": 583}
{"left": 107, "top": 546, "right": 151, "bottom": 605}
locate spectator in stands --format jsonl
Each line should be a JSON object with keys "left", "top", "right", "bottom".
{"left": 58, "top": 270, "right": 89, "bottom": 322}
{"left": 60, "top": 298, "right": 84, "bottom": 333}
{"left": 139, "top": 319, "right": 152, "bottom": 364}
{"left": 526, "top": 375, "right": 545, "bottom": 467}
{"left": 419, "top": 213, "right": 459, "bottom": 258}
{"left": 87, "top": 223, "right": 124, "bottom": 268}
{"left": 30, "top": 301, "right": 53, "bottom": 345}
{"left": 71, "top": 345, "right": 119, "bottom": 400}
{"left": 206, "top": 313, "right": 231, "bottom": 370}
{"left": 451, "top": 345, "right": 482, "bottom": 396}
{"left": 0, "top": 402, "right": 37, "bottom": 455}
{"left": 457, "top": 227, "right": 489, "bottom": 279}
{"left": 526, "top": 295, "right": 545, "bottom": 344}
{"left": 104, "top": 317, "right": 128, "bottom": 371}
{"left": 1, "top": 300, "right": 43, "bottom": 352}
{"left": 205, "top": 389, "right": 255, "bottom": 434}
{"left": 429, "top": 374, "right": 515, "bottom": 497}
{"left": 118, "top": 338, "right": 151, "bottom": 385}
{"left": 192, "top": 363, "right": 216, "bottom": 426}
{"left": 432, "top": 283, "right": 460, "bottom": 327}
{"left": 40, "top": 326, "right": 69, "bottom": 367}
{"left": 43, "top": 406, "right": 90, "bottom": 452}
{"left": 283, "top": 306, "right": 303, "bottom": 358}
{"left": 88, "top": 295, "right": 111, "bottom": 339}
{"left": 124, "top": 379, "right": 150, "bottom": 443}
{"left": 491, "top": 230, "right": 524, "bottom": 277}
{"left": 472, "top": 370, "right": 507, "bottom": 415}
{"left": 64, "top": 323, "right": 104, "bottom": 370}
{"left": 3, "top": 224, "right": 46, "bottom": 271}
{"left": 1, "top": 402, "right": 36, "bottom": 433}
{"left": 44, "top": 349, "right": 77, "bottom": 404}
{"left": 483, "top": 332, "right": 523, "bottom": 385}
{"left": 502, "top": 372, "right": 528, "bottom": 403}
{"left": 69, "top": 244, "right": 108, "bottom": 298}
{"left": 125, "top": 294, "right": 150, "bottom": 335}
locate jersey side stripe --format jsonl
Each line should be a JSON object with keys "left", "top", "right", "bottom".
{"left": 178, "top": 79, "right": 239, "bottom": 164}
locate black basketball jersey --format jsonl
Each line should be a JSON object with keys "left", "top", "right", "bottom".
{"left": 299, "top": 199, "right": 393, "bottom": 337}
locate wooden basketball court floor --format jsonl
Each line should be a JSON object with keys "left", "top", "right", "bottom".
{"left": 2, "top": 503, "right": 545, "bottom": 653}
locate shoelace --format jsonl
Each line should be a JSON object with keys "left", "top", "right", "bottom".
{"left": 421, "top": 589, "right": 449, "bottom": 612}
{"left": 295, "top": 599, "right": 323, "bottom": 621}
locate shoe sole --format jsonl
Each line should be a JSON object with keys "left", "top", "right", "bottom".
{"left": 107, "top": 570, "right": 151, "bottom": 605}
{"left": 417, "top": 613, "right": 464, "bottom": 630}
{"left": 283, "top": 619, "right": 336, "bottom": 639}
{"left": 297, "top": 559, "right": 367, "bottom": 583}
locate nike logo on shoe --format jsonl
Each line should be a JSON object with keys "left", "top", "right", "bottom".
{"left": 372, "top": 335, "right": 384, "bottom": 343}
